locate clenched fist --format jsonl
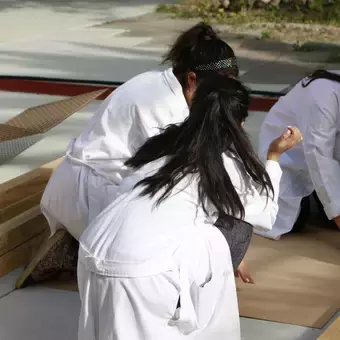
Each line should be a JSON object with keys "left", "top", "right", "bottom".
{"left": 267, "top": 126, "right": 303, "bottom": 162}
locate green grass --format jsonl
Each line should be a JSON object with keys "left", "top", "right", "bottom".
{"left": 156, "top": 2, "right": 340, "bottom": 27}
{"left": 156, "top": 1, "right": 340, "bottom": 45}
{"left": 260, "top": 30, "right": 272, "bottom": 39}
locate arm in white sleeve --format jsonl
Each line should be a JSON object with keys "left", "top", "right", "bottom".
{"left": 303, "top": 92, "right": 340, "bottom": 219}
{"left": 218, "top": 153, "right": 282, "bottom": 232}
{"left": 243, "top": 160, "right": 282, "bottom": 232}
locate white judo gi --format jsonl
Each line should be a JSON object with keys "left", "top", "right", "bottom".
{"left": 258, "top": 72, "right": 340, "bottom": 239}
{"left": 41, "top": 68, "right": 189, "bottom": 240}
{"left": 77, "top": 153, "right": 282, "bottom": 340}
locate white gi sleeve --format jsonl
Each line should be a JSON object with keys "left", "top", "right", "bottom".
{"left": 209, "top": 154, "right": 282, "bottom": 232}
{"left": 242, "top": 160, "right": 282, "bottom": 232}
{"left": 303, "top": 92, "right": 340, "bottom": 219}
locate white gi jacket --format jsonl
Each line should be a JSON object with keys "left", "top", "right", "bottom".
{"left": 41, "top": 68, "right": 189, "bottom": 240}
{"left": 258, "top": 71, "right": 340, "bottom": 239}
{"left": 77, "top": 154, "right": 282, "bottom": 340}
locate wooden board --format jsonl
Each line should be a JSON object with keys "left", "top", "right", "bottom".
{"left": 0, "top": 192, "right": 44, "bottom": 224}
{"left": 238, "top": 227, "right": 340, "bottom": 328}
{"left": 0, "top": 214, "right": 49, "bottom": 257}
{"left": 0, "top": 158, "right": 62, "bottom": 210}
{"left": 0, "top": 158, "right": 61, "bottom": 279}
{"left": 0, "top": 176, "right": 47, "bottom": 211}
{"left": 318, "top": 317, "right": 340, "bottom": 339}
{"left": 0, "top": 230, "right": 48, "bottom": 278}
{"left": 15, "top": 229, "right": 69, "bottom": 289}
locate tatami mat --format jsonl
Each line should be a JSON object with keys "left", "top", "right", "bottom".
{"left": 238, "top": 227, "right": 340, "bottom": 328}
{"left": 318, "top": 317, "right": 340, "bottom": 339}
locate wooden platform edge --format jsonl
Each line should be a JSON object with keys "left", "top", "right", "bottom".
{"left": 0, "top": 230, "right": 48, "bottom": 278}
{"left": 0, "top": 191, "right": 44, "bottom": 224}
{"left": 0, "top": 157, "right": 62, "bottom": 194}
{"left": 0, "top": 214, "right": 49, "bottom": 258}
{"left": 15, "top": 229, "right": 67, "bottom": 289}
{"left": 0, "top": 158, "right": 62, "bottom": 280}
{"left": 318, "top": 316, "right": 340, "bottom": 339}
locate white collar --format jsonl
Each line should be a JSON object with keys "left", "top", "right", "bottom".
{"left": 162, "top": 68, "right": 188, "bottom": 109}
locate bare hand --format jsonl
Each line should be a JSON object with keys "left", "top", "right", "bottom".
{"left": 235, "top": 260, "right": 255, "bottom": 284}
{"left": 268, "top": 126, "right": 303, "bottom": 159}
{"left": 267, "top": 126, "right": 303, "bottom": 162}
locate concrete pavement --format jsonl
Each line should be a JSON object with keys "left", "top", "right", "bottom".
{"left": 0, "top": 0, "right": 174, "bottom": 43}
{"left": 100, "top": 13, "right": 340, "bottom": 88}
{"left": 0, "top": 282, "right": 332, "bottom": 340}
{"left": 0, "top": 1, "right": 171, "bottom": 83}
{"left": 1, "top": 4, "right": 338, "bottom": 90}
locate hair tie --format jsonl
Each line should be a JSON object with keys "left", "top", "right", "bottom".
{"left": 194, "top": 57, "right": 238, "bottom": 71}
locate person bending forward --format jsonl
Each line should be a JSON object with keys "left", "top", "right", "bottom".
{"left": 77, "top": 76, "right": 302, "bottom": 340}
{"left": 258, "top": 70, "right": 340, "bottom": 240}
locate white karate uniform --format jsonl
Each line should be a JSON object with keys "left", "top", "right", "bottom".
{"left": 41, "top": 68, "right": 189, "bottom": 240}
{"left": 77, "top": 154, "right": 282, "bottom": 340}
{"left": 258, "top": 71, "right": 340, "bottom": 239}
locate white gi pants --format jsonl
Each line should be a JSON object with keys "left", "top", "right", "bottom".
{"left": 77, "top": 261, "right": 240, "bottom": 340}
{"left": 41, "top": 157, "right": 118, "bottom": 240}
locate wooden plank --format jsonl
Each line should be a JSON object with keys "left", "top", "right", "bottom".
{"left": 238, "top": 286, "right": 339, "bottom": 329}
{"left": 16, "top": 230, "right": 68, "bottom": 289}
{"left": 0, "top": 157, "right": 61, "bottom": 191}
{"left": 0, "top": 214, "right": 49, "bottom": 257}
{"left": 318, "top": 317, "right": 340, "bottom": 339}
{"left": 0, "top": 230, "right": 48, "bottom": 278}
{"left": 0, "top": 158, "right": 62, "bottom": 210}
{"left": 0, "top": 191, "right": 44, "bottom": 224}
{"left": 1, "top": 206, "right": 41, "bottom": 232}
{"left": 0, "top": 157, "right": 62, "bottom": 193}
{"left": 0, "top": 171, "right": 51, "bottom": 209}
{"left": 0, "top": 158, "right": 62, "bottom": 280}
{"left": 0, "top": 172, "right": 45, "bottom": 207}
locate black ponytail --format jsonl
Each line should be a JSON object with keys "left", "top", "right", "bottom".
{"left": 126, "top": 75, "right": 273, "bottom": 220}
{"left": 302, "top": 69, "right": 340, "bottom": 87}
{"left": 163, "top": 22, "right": 218, "bottom": 66}
{"left": 162, "top": 22, "right": 238, "bottom": 84}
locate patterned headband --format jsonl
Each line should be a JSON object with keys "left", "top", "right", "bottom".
{"left": 194, "top": 57, "right": 238, "bottom": 71}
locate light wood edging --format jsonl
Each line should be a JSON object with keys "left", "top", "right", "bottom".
{"left": 0, "top": 159, "right": 62, "bottom": 279}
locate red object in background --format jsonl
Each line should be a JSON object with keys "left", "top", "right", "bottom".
{"left": 0, "top": 76, "right": 280, "bottom": 112}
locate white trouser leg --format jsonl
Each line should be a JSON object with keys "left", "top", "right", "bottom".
{"left": 77, "top": 262, "right": 185, "bottom": 340}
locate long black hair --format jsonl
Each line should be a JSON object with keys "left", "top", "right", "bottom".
{"left": 162, "top": 22, "right": 238, "bottom": 87}
{"left": 302, "top": 69, "right": 340, "bottom": 87}
{"left": 125, "top": 75, "right": 274, "bottom": 220}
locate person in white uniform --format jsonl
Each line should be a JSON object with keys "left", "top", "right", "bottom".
{"left": 40, "top": 22, "right": 239, "bottom": 242}
{"left": 258, "top": 69, "right": 340, "bottom": 240}
{"left": 40, "top": 22, "right": 258, "bottom": 283}
{"left": 77, "top": 75, "right": 302, "bottom": 340}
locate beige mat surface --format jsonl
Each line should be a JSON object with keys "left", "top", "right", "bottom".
{"left": 318, "top": 317, "right": 340, "bottom": 339}
{"left": 40, "top": 227, "right": 340, "bottom": 328}
{"left": 238, "top": 227, "right": 340, "bottom": 328}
